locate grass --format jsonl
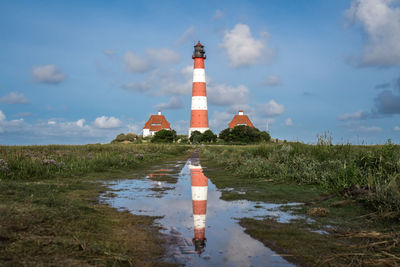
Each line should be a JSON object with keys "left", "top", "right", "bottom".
{"left": 0, "top": 143, "right": 190, "bottom": 180}
{"left": 200, "top": 142, "right": 400, "bottom": 266}
{"left": 0, "top": 144, "right": 191, "bottom": 266}
{"left": 200, "top": 141, "right": 400, "bottom": 214}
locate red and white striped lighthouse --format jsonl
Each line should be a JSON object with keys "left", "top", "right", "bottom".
{"left": 189, "top": 41, "right": 209, "bottom": 136}
{"left": 189, "top": 157, "right": 208, "bottom": 254}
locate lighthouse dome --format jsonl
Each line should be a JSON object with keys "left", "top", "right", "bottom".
{"left": 193, "top": 41, "right": 206, "bottom": 58}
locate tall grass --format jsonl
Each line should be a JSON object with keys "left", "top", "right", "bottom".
{"left": 201, "top": 141, "right": 400, "bottom": 214}
{"left": 0, "top": 143, "right": 190, "bottom": 180}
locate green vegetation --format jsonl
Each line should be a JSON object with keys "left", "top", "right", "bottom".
{"left": 0, "top": 144, "right": 190, "bottom": 266}
{"left": 189, "top": 130, "right": 217, "bottom": 144}
{"left": 111, "top": 133, "right": 141, "bottom": 143}
{"left": 219, "top": 125, "right": 271, "bottom": 144}
{"left": 0, "top": 143, "right": 188, "bottom": 180}
{"left": 201, "top": 140, "right": 400, "bottom": 213}
{"left": 200, "top": 141, "right": 400, "bottom": 266}
{"left": 151, "top": 129, "right": 178, "bottom": 143}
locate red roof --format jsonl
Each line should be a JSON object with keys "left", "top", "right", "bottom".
{"left": 229, "top": 114, "right": 254, "bottom": 128}
{"left": 143, "top": 114, "right": 171, "bottom": 131}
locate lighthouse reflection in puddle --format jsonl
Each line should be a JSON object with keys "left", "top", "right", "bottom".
{"left": 189, "top": 156, "right": 208, "bottom": 255}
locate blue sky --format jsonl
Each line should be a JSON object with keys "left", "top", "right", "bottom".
{"left": 1, "top": 0, "right": 400, "bottom": 145}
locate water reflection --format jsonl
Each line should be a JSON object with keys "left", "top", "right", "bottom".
{"left": 102, "top": 157, "right": 297, "bottom": 266}
{"left": 189, "top": 156, "right": 208, "bottom": 255}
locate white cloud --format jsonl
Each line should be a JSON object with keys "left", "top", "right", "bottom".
{"left": 121, "top": 66, "right": 192, "bottom": 96}
{"left": 346, "top": 0, "right": 400, "bottom": 67}
{"left": 208, "top": 83, "right": 249, "bottom": 106}
{"left": 357, "top": 125, "right": 382, "bottom": 132}
{"left": 285, "top": 118, "right": 293, "bottom": 126}
{"left": 103, "top": 49, "right": 116, "bottom": 58}
{"left": 173, "top": 120, "right": 189, "bottom": 134}
{"left": 93, "top": 116, "right": 122, "bottom": 129}
{"left": 124, "top": 51, "right": 151, "bottom": 72}
{"left": 0, "top": 110, "right": 143, "bottom": 144}
{"left": 15, "top": 112, "right": 33, "bottom": 117}
{"left": 153, "top": 67, "right": 192, "bottom": 96}
{"left": 337, "top": 110, "right": 369, "bottom": 120}
{"left": 121, "top": 81, "right": 151, "bottom": 93}
{"left": 394, "top": 126, "right": 400, "bottom": 131}
{"left": 343, "top": 121, "right": 383, "bottom": 133}
{"left": 154, "top": 96, "right": 184, "bottom": 110}
{"left": 0, "top": 110, "right": 6, "bottom": 122}
{"left": 210, "top": 111, "right": 234, "bottom": 132}
{"left": 32, "top": 65, "right": 66, "bottom": 84}
{"left": 181, "top": 65, "right": 193, "bottom": 79}
{"left": 0, "top": 110, "right": 24, "bottom": 133}
{"left": 220, "top": 24, "right": 273, "bottom": 67}
{"left": 0, "top": 92, "right": 29, "bottom": 104}
{"left": 76, "top": 119, "right": 85, "bottom": 127}
{"left": 265, "top": 75, "right": 281, "bottom": 86}
{"left": 258, "top": 100, "right": 285, "bottom": 116}
{"left": 127, "top": 123, "right": 141, "bottom": 133}
{"left": 227, "top": 104, "right": 255, "bottom": 115}
{"left": 146, "top": 48, "right": 181, "bottom": 64}
{"left": 214, "top": 9, "right": 224, "bottom": 19}
{"left": 176, "top": 26, "right": 195, "bottom": 44}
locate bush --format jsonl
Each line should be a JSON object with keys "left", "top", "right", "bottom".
{"left": 189, "top": 130, "right": 217, "bottom": 144}
{"left": 219, "top": 126, "right": 270, "bottom": 144}
{"left": 201, "top": 130, "right": 217, "bottom": 143}
{"left": 151, "top": 129, "right": 177, "bottom": 143}
{"left": 189, "top": 131, "right": 202, "bottom": 144}
{"left": 111, "top": 133, "right": 139, "bottom": 143}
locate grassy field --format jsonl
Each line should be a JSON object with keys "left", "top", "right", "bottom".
{"left": 2, "top": 142, "right": 400, "bottom": 265}
{"left": 0, "top": 144, "right": 190, "bottom": 266}
{"left": 200, "top": 142, "right": 400, "bottom": 266}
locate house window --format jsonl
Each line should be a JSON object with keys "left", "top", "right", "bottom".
{"left": 152, "top": 123, "right": 161, "bottom": 125}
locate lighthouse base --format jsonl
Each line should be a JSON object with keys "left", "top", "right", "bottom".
{"left": 189, "top": 127, "right": 209, "bottom": 137}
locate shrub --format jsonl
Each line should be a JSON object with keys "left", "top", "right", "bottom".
{"left": 111, "top": 133, "right": 141, "bottom": 144}
{"left": 219, "top": 126, "right": 270, "bottom": 144}
{"left": 201, "top": 130, "right": 217, "bottom": 143}
{"left": 151, "top": 129, "right": 177, "bottom": 143}
{"left": 189, "top": 130, "right": 217, "bottom": 144}
{"left": 189, "top": 131, "right": 202, "bottom": 144}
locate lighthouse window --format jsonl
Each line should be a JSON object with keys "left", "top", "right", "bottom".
{"left": 152, "top": 123, "right": 161, "bottom": 125}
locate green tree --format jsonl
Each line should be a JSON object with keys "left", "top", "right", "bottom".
{"left": 189, "top": 131, "right": 202, "bottom": 144}
{"left": 218, "top": 128, "right": 232, "bottom": 142}
{"left": 151, "top": 129, "right": 177, "bottom": 143}
{"left": 259, "top": 131, "right": 271, "bottom": 142}
{"left": 201, "top": 130, "right": 217, "bottom": 143}
{"left": 219, "top": 126, "right": 271, "bottom": 144}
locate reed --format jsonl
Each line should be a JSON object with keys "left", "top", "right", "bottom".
{"left": 0, "top": 143, "right": 190, "bottom": 180}
{"left": 201, "top": 140, "right": 400, "bottom": 214}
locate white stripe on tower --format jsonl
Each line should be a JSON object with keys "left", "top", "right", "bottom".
{"left": 193, "top": 69, "right": 206, "bottom": 83}
{"left": 189, "top": 41, "right": 209, "bottom": 137}
{"left": 191, "top": 96, "right": 208, "bottom": 110}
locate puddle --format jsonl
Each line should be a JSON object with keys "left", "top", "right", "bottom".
{"left": 101, "top": 156, "right": 298, "bottom": 266}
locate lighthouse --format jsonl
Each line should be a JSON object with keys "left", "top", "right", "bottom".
{"left": 189, "top": 156, "right": 208, "bottom": 255}
{"left": 189, "top": 41, "right": 209, "bottom": 136}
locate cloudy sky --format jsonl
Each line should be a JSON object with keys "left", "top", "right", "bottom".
{"left": 1, "top": 0, "right": 400, "bottom": 145}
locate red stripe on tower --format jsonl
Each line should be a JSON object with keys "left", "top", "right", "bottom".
{"left": 189, "top": 41, "right": 209, "bottom": 136}
{"left": 189, "top": 158, "right": 208, "bottom": 255}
